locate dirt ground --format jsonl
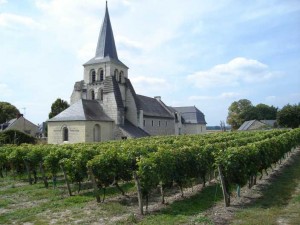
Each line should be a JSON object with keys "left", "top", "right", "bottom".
{"left": 205, "top": 147, "right": 300, "bottom": 225}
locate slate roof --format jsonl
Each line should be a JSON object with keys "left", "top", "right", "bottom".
{"left": 48, "top": 99, "right": 113, "bottom": 122}
{"left": 103, "top": 75, "right": 124, "bottom": 109}
{"left": 83, "top": 3, "right": 127, "bottom": 68}
{"left": 238, "top": 120, "right": 256, "bottom": 131}
{"left": 260, "top": 120, "right": 276, "bottom": 127}
{"left": 136, "top": 95, "right": 174, "bottom": 119}
{"left": 0, "top": 118, "right": 17, "bottom": 130}
{"left": 238, "top": 120, "right": 274, "bottom": 131}
{"left": 171, "top": 106, "right": 207, "bottom": 124}
{"left": 119, "top": 120, "right": 150, "bottom": 138}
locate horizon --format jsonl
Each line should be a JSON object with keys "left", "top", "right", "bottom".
{"left": 1, "top": 0, "right": 299, "bottom": 126}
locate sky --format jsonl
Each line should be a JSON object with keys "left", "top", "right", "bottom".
{"left": 0, "top": 0, "right": 299, "bottom": 126}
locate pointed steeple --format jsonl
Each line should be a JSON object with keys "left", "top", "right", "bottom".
{"left": 95, "top": 2, "right": 118, "bottom": 60}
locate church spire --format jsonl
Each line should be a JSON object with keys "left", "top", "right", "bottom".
{"left": 95, "top": 2, "right": 118, "bottom": 60}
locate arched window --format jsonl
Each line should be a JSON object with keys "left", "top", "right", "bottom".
{"left": 100, "top": 89, "right": 103, "bottom": 101}
{"left": 100, "top": 69, "right": 104, "bottom": 82}
{"left": 93, "top": 124, "right": 101, "bottom": 142}
{"left": 90, "top": 70, "right": 96, "bottom": 83}
{"left": 63, "top": 127, "right": 68, "bottom": 142}
{"left": 119, "top": 71, "right": 123, "bottom": 83}
{"left": 91, "top": 90, "right": 95, "bottom": 100}
{"left": 114, "top": 69, "right": 119, "bottom": 81}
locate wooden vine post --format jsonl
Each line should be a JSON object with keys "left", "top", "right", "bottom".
{"left": 218, "top": 165, "right": 230, "bottom": 207}
{"left": 39, "top": 162, "right": 48, "bottom": 188}
{"left": 60, "top": 164, "right": 72, "bottom": 196}
{"left": 24, "top": 160, "right": 32, "bottom": 185}
{"left": 133, "top": 171, "right": 143, "bottom": 215}
{"left": 88, "top": 167, "right": 101, "bottom": 203}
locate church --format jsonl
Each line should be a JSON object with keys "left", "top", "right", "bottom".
{"left": 47, "top": 3, "right": 206, "bottom": 144}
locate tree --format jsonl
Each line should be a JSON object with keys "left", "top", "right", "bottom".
{"left": 48, "top": 98, "right": 69, "bottom": 119}
{"left": 227, "top": 99, "right": 253, "bottom": 130}
{"left": 255, "top": 104, "right": 277, "bottom": 120}
{"left": 277, "top": 103, "right": 300, "bottom": 128}
{"left": 227, "top": 99, "right": 279, "bottom": 130}
{"left": 0, "top": 102, "right": 20, "bottom": 124}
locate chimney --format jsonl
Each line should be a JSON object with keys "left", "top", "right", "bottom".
{"left": 154, "top": 96, "right": 161, "bottom": 101}
{"left": 17, "top": 113, "right": 23, "bottom": 119}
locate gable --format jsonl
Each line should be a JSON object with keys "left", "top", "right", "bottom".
{"left": 172, "top": 106, "right": 206, "bottom": 124}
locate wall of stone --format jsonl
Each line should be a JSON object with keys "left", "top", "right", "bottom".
{"left": 182, "top": 124, "right": 206, "bottom": 134}
{"left": 71, "top": 90, "right": 83, "bottom": 105}
{"left": 143, "top": 117, "right": 175, "bottom": 136}
{"left": 48, "top": 121, "right": 86, "bottom": 144}
{"left": 84, "top": 121, "right": 114, "bottom": 142}
{"left": 103, "top": 92, "right": 119, "bottom": 124}
{"left": 125, "top": 88, "right": 138, "bottom": 126}
{"left": 48, "top": 120, "right": 114, "bottom": 144}
{"left": 83, "top": 62, "right": 128, "bottom": 84}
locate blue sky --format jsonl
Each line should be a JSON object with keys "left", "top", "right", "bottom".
{"left": 0, "top": 0, "right": 299, "bottom": 126}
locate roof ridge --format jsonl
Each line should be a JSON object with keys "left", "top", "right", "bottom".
{"left": 95, "top": 2, "right": 118, "bottom": 60}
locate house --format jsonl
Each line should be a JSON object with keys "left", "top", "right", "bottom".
{"left": 170, "top": 106, "right": 207, "bottom": 135}
{"left": 47, "top": 2, "right": 206, "bottom": 144}
{"left": 0, "top": 114, "right": 39, "bottom": 137}
{"left": 238, "top": 120, "right": 275, "bottom": 131}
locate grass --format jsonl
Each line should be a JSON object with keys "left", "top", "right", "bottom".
{"left": 1, "top": 152, "right": 300, "bottom": 224}
{"left": 135, "top": 184, "right": 223, "bottom": 225}
{"left": 0, "top": 178, "right": 136, "bottom": 224}
{"left": 231, "top": 151, "right": 300, "bottom": 225}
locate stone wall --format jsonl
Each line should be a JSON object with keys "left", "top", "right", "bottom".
{"left": 143, "top": 117, "right": 175, "bottom": 136}
{"left": 102, "top": 92, "right": 119, "bottom": 124}
{"left": 125, "top": 88, "right": 138, "bottom": 126}
{"left": 182, "top": 124, "right": 206, "bottom": 134}
{"left": 48, "top": 120, "right": 114, "bottom": 144}
{"left": 85, "top": 121, "right": 114, "bottom": 142}
{"left": 83, "top": 61, "right": 128, "bottom": 84}
{"left": 48, "top": 121, "right": 86, "bottom": 144}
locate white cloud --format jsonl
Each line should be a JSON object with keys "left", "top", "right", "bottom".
{"left": 131, "top": 76, "right": 166, "bottom": 85}
{"left": 189, "top": 92, "right": 240, "bottom": 101}
{"left": 0, "top": 0, "right": 7, "bottom": 5}
{"left": 187, "top": 57, "right": 281, "bottom": 88}
{"left": 0, "top": 13, "right": 41, "bottom": 29}
{"left": 116, "top": 36, "right": 143, "bottom": 50}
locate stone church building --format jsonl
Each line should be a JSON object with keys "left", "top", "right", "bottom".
{"left": 47, "top": 3, "right": 206, "bottom": 144}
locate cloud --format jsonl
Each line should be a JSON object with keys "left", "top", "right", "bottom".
{"left": 187, "top": 57, "right": 281, "bottom": 88}
{"left": 0, "top": 13, "right": 41, "bottom": 29}
{"left": 189, "top": 92, "right": 240, "bottom": 101}
{"left": 131, "top": 76, "right": 166, "bottom": 85}
{"left": 0, "top": 0, "right": 7, "bottom": 4}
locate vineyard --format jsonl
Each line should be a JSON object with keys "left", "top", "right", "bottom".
{"left": 1, "top": 128, "right": 300, "bottom": 218}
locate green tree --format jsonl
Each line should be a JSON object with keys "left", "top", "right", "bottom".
{"left": 0, "top": 102, "right": 20, "bottom": 124}
{"left": 48, "top": 98, "right": 69, "bottom": 119}
{"left": 227, "top": 99, "right": 253, "bottom": 130}
{"left": 255, "top": 104, "right": 277, "bottom": 120}
{"left": 277, "top": 103, "right": 300, "bottom": 128}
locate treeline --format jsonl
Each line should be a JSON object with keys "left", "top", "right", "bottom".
{"left": 1, "top": 129, "right": 300, "bottom": 214}
{"left": 227, "top": 99, "right": 300, "bottom": 129}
